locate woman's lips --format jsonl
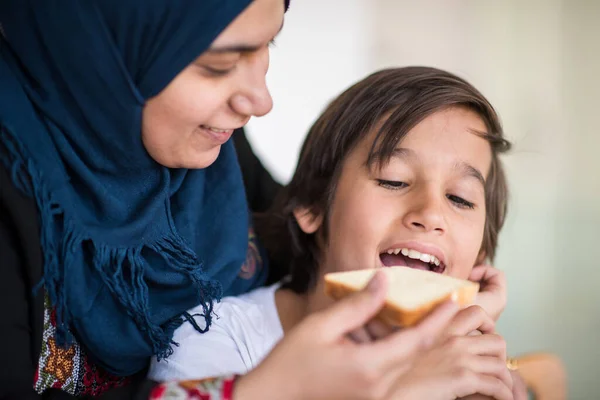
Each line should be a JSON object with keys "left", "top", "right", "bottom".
{"left": 199, "top": 125, "right": 234, "bottom": 144}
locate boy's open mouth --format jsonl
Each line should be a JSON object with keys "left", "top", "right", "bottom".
{"left": 379, "top": 247, "right": 446, "bottom": 273}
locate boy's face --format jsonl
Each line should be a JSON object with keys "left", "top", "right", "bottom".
{"left": 301, "top": 107, "right": 492, "bottom": 280}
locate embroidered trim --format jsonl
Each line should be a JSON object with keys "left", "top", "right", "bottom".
{"left": 150, "top": 375, "right": 237, "bottom": 400}
{"left": 34, "top": 295, "right": 130, "bottom": 396}
{"left": 32, "top": 225, "right": 261, "bottom": 396}
{"left": 238, "top": 227, "right": 262, "bottom": 280}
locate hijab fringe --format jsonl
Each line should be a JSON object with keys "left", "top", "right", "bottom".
{"left": 0, "top": 123, "right": 220, "bottom": 360}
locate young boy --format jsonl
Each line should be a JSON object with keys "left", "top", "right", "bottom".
{"left": 149, "top": 66, "right": 517, "bottom": 398}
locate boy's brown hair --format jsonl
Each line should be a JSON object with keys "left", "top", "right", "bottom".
{"left": 257, "top": 66, "right": 511, "bottom": 293}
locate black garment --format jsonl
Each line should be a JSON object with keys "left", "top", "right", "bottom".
{"left": 0, "top": 129, "right": 281, "bottom": 400}
{"left": 233, "top": 129, "right": 282, "bottom": 213}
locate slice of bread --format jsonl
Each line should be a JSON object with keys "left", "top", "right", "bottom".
{"left": 324, "top": 267, "right": 479, "bottom": 327}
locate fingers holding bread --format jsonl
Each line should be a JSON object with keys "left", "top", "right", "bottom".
{"left": 315, "top": 269, "right": 389, "bottom": 340}
{"left": 323, "top": 267, "right": 514, "bottom": 400}
{"left": 324, "top": 267, "right": 479, "bottom": 328}
{"left": 446, "top": 305, "right": 497, "bottom": 337}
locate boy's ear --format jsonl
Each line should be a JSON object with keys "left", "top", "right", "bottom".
{"left": 293, "top": 207, "right": 323, "bottom": 234}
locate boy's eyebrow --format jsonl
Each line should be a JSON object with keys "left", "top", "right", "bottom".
{"left": 390, "top": 148, "right": 486, "bottom": 187}
{"left": 206, "top": 20, "right": 284, "bottom": 54}
{"left": 454, "top": 162, "right": 486, "bottom": 187}
{"left": 390, "top": 147, "right": 416, "bottom": 160}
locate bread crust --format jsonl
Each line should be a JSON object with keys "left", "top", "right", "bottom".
{"left": 324, "top": 275, "right": 479, "bottom": 327}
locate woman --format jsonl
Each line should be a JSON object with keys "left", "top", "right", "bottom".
{"left": 0, "top": 0, "right": 502, "bottom": 399}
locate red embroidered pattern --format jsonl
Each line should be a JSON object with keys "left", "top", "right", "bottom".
{"left": 33, "top": 227, "right": 258, "bottom": 396}
{"left": 33, "top": 295, "right": 130, "bottom": 397}
{"left": 149, "top": 376, "right": 237, "bottom": 400}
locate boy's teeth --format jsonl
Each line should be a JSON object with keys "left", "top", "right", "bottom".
{"left": 407, "top": 249, "right": 421, "bottom": 259}
{"left": 384, "top": 247, "right": 441, "bottom": 267}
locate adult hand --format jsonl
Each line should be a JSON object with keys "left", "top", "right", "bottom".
{"left": 233, "top": 270, "right": 459, "bottom": 400}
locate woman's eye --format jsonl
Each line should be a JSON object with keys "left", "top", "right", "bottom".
{"left": 377, "top": 179, "right": 408, "bottom": 190}
{"left": 447, "top": 194, "right": 475, "bottom": 209}
{"left": 202, "top": 66, "right": 235, "bottom": 77}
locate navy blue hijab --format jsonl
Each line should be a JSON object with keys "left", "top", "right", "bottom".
{"left": 0, "top": 0, "right": 276, "bottom": 376}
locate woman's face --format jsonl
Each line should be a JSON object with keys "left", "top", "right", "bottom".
{"left": 142, "top": 0, "right": 284, "bottom": 169}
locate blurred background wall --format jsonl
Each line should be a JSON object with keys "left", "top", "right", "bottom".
{"left": 246, "top": 0, "right": 600, "bottom": 398}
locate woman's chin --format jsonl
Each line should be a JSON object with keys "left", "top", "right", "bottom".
{"left": 189, "top": 146, "right": 221, "bottom": 169}
{"left": 150, "top": 145, "right": 222, "bottom": 169}
{"left": 184, "top": 146, "right": 222, "bottom": 169}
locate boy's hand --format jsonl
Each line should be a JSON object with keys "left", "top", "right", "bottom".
{"left": 510, "top": 370, "right": 529, "bottom": 400}
{"left": 389, "top": 331, "right": 514, "bottom": 400}
{"left": 457, "top": 371, "right": 527, "bottom": 400}
{"left": 469, "top": 265, "right": 507, "bottom": 322}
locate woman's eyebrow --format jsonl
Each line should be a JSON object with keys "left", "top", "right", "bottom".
{"left": 207, "top": 20, "right": 284, "bottom": 54}
{"left": 206, "top": 44, "right": 262, "bottom": 53}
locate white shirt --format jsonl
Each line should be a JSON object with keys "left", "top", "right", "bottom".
{"left": 148, "top": 283, "right": 284, "bottom": 382}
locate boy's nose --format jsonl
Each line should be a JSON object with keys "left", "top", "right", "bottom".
{"left": 402, "top": 193, "right": 447, "bottom": 234}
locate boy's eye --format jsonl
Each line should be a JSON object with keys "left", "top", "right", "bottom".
{"left": 377, "top": 179, "right": 408, "bottom": 190}
{"left": 447, "top": 194, "right": 475, "bottom": 209}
